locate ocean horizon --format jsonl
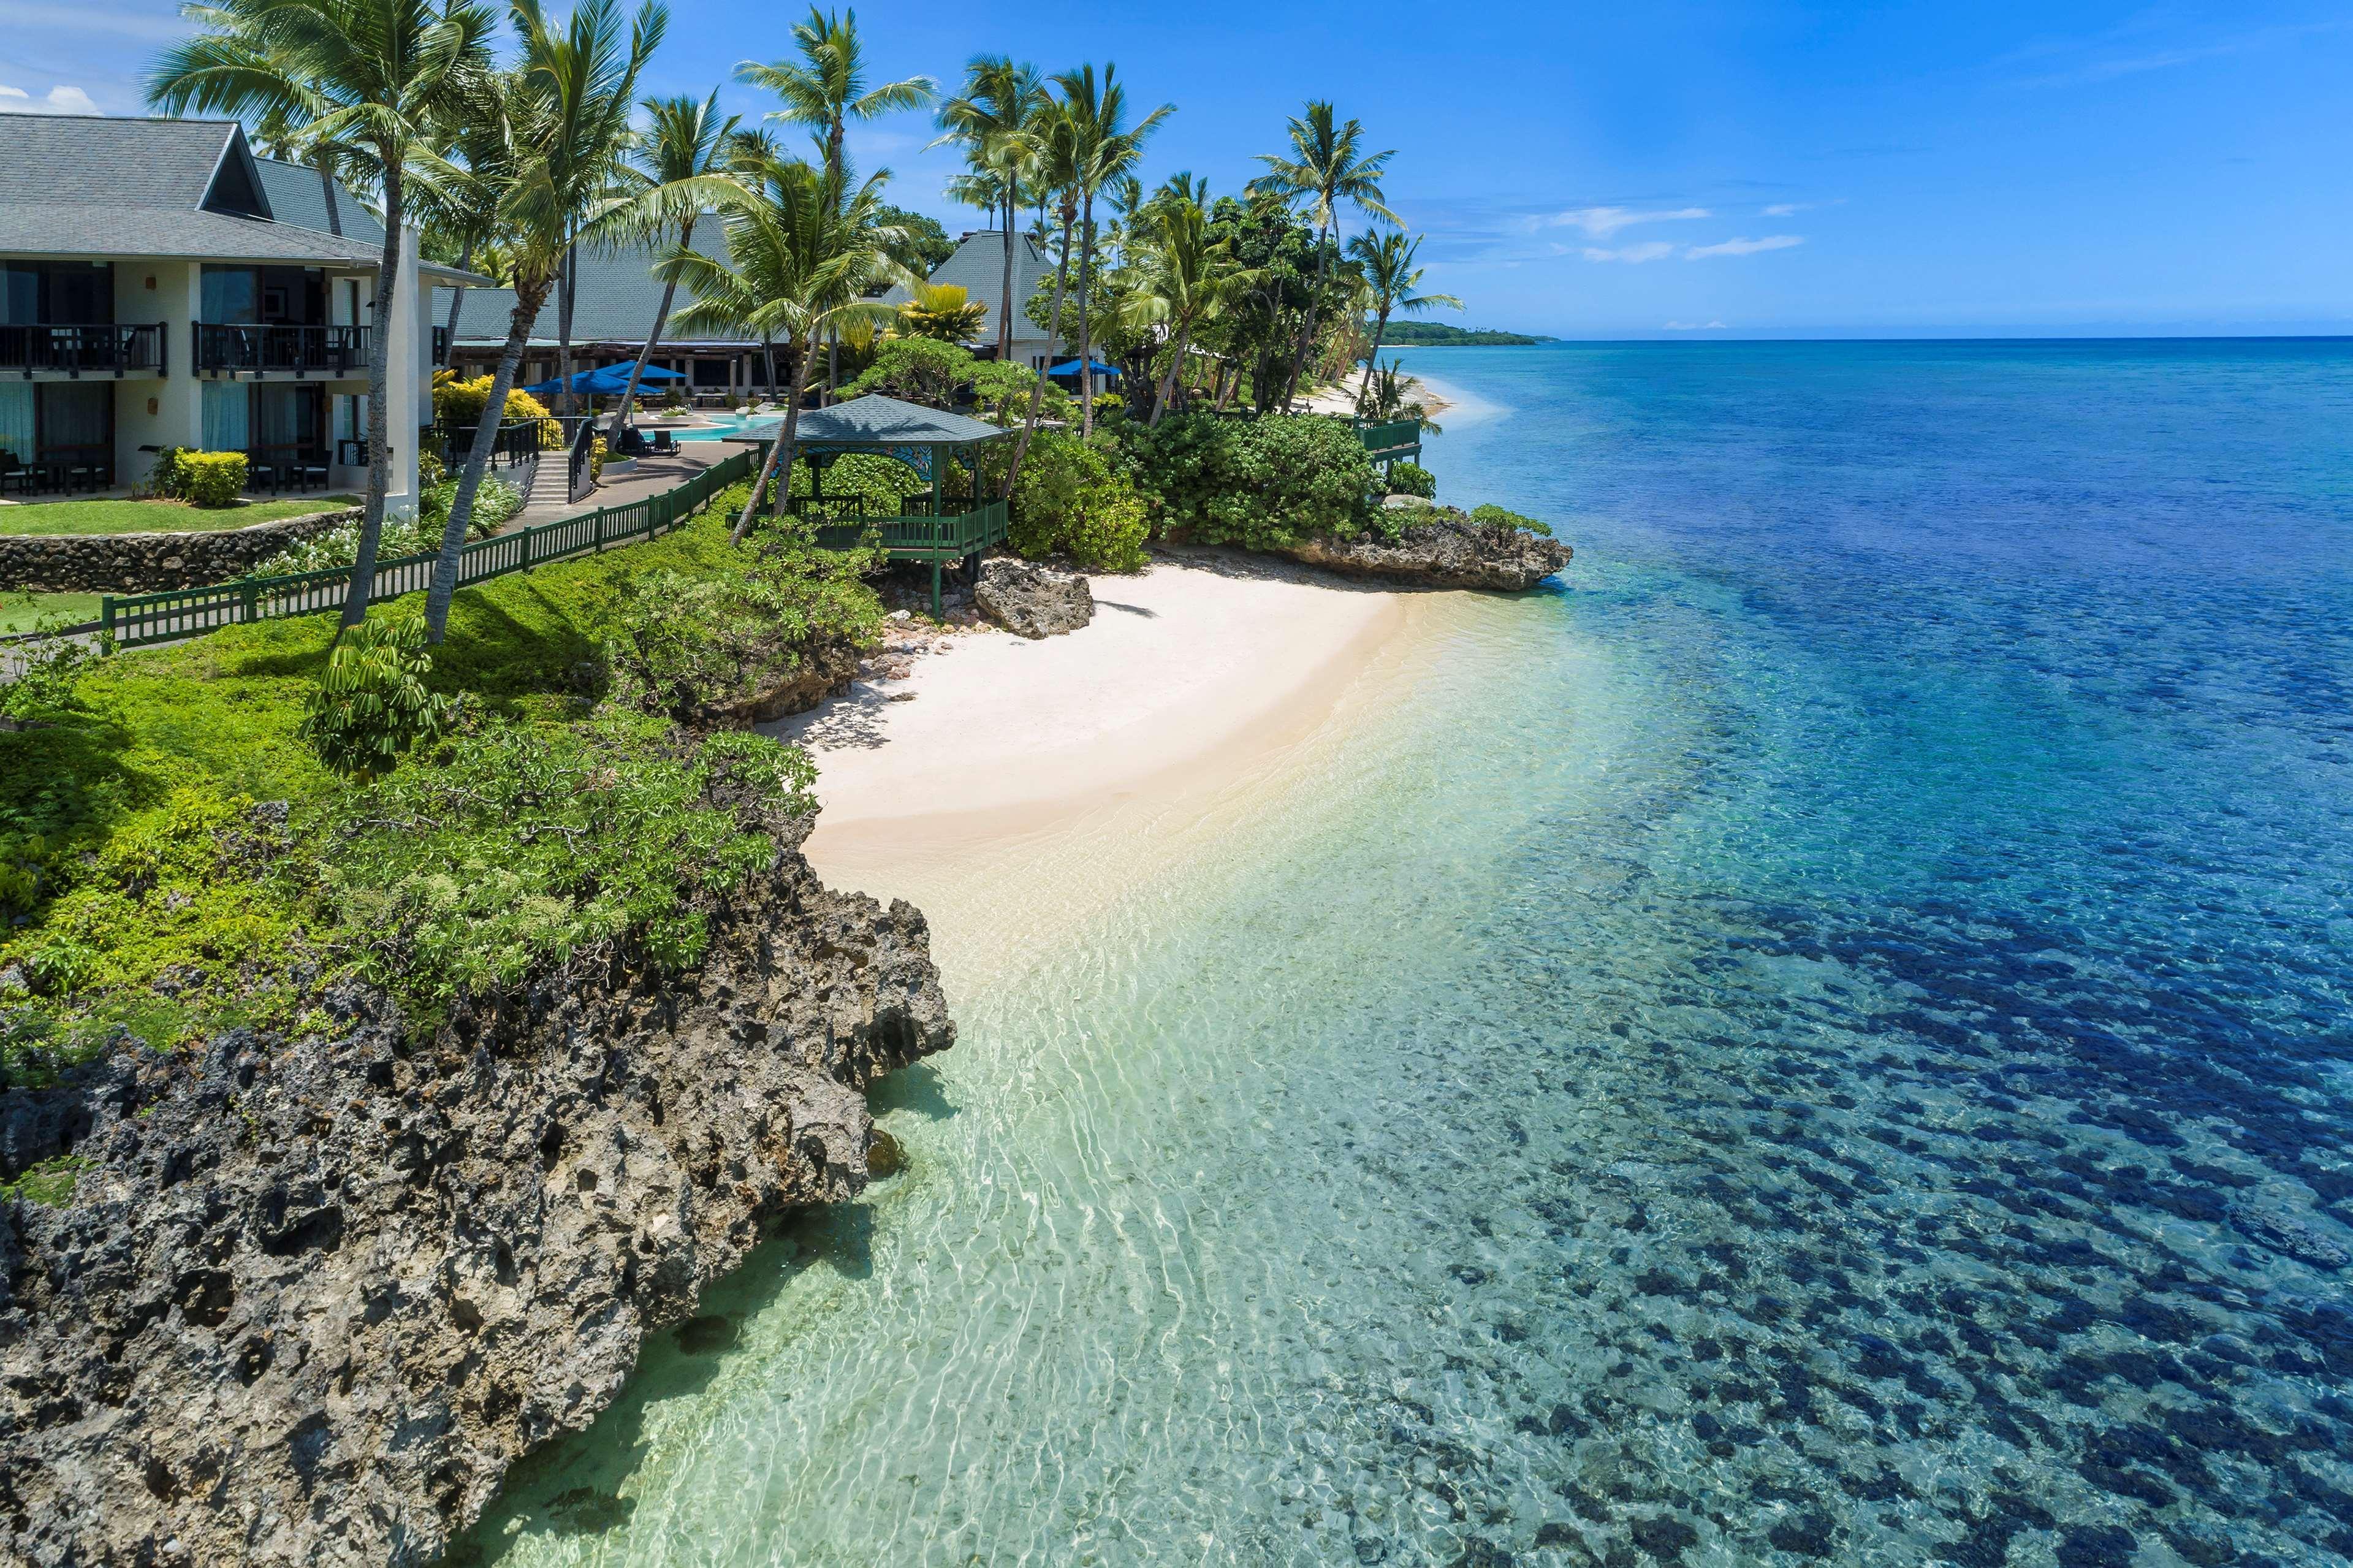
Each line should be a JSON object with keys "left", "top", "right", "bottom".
{"left": 460, "top": 337, "right": 2353, "bottom": 1567}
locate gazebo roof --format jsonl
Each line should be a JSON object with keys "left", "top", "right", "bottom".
{"left": 733, "top": 394, "right": 1010, "bottom": 449}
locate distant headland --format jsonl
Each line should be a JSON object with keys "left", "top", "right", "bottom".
{"left": 1383, "top": 323, "right": 1559, "bottom": 346}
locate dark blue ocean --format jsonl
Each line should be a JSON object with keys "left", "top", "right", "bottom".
{"left": 469, "top": 340, "right": 2353, "bottom": 1567}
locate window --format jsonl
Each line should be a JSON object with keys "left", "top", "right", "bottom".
{"left": 202, "top": 380, "right": 250, "bottom": 451}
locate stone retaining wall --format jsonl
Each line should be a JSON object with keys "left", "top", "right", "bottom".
{"left": 0, "top": 507, "right": 360, "bottom": 593}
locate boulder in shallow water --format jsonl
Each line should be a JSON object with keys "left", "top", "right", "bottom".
{"left": 976, "top": 557, "right": 1094, "bottom": 639}
{"left": 1277, "top": 508, "right": 1573, "bottom": 592}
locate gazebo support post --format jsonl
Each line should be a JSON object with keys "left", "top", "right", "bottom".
{"left": 930, "top": 558, "right": 943, "bottom": 622}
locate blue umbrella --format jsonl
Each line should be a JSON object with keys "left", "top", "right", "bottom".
{"left": 522, "top": 360, "right": 688, "bottom": 397}
{"left": 1049, "top": 358, "right": 1122, "bottom": 378}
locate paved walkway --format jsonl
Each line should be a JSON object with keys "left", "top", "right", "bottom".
{"left": 507, "top": 444, "right": 721, "bottom": 528}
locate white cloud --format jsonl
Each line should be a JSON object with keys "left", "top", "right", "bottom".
{"left": 1547, "top": 205, "right": 1711, "bottom": 237}
{"left": 0, "top": 83, "right": 101, "bottom": 114}
{"left": 1663, "top": 321, "right": 1728, "bottom": 330}
{"left": 1583, "top": 241, "right": 1679, "bottom": 264}
{"left": 1762, "top": 203, "right": 1806, "bottom": 217}
{"left": 1686, "top": 234, "right": 1804, "bottom": 259}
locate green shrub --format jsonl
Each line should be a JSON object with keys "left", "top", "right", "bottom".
{"left": 602, "top": 519, "right": 882, "bottom": 719}
{"left": 1005, "top": 432, "right": 1147, "bottom": 571}
{"left": 1385, "top": 460, "right": 1436, "bottom": 499}
{"left": 786, "top": 451, "right": 923, "bottom": 522}
{"left": 313, "top": 715, "right": 813, "bottom": 997}
{"left": 180, "top": 452, "right": 248, "bottom": 508}
{"left": 1125, "top": 413, "right": 1376, "bottom": 550}
{"left": 148, "top": 446, "right": 192, "bottom": 500}
{"left": 845, "top": 339, "right": 977, "bottom": 409}
{"left": 1470, "top": 502, "right": 1553, "bottom": 537}
{"left": 298, "top": 615, "right": 453, "bottom": 781}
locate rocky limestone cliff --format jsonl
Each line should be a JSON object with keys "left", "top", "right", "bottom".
{"left": 0, "top": 819, "right": 953, "bottom": 1567}
{"left": 1274, "top": 509, "right": 1572, "bottom": 592}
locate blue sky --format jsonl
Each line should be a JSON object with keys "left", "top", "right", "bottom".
{"left": 7, "top": 1, "right": 2347, "bottom": 338}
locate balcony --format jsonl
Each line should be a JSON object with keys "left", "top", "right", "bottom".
{"left": 1, "top": 322, "right": 167, "bottom": 378}
{"left": 195, "top": 322, "right": 368, "bottom": 378}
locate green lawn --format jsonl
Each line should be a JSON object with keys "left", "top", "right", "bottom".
{"left": 0, "top": 591, "right": 103, "bottom": 633}
{"left": 0, "top": 495, "right": 358, "bottom": 538}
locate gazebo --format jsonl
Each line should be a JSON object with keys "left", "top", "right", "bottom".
{"left": 727, "top": 394, "right": 1013, "bottom": 618}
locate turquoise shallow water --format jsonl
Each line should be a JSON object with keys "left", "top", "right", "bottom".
{"left": 462, "top": 341, "right": 2353, "bottom": 1567}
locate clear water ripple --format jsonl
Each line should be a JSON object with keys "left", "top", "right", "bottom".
{"left": 457, "top": 340, "right": 2353, "bottom": 1568}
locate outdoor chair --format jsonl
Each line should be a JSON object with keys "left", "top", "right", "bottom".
{"left": 245, "top": 452, "right": 281, "bottom": 494}
{"left": 294, "top": 450, "right": 330, "bottom": 490}
{"left": 649, "top": 430, "right": 679, "bottom": 456}
{"left": 0, "top": 452, "right": 28, "bottom": 497}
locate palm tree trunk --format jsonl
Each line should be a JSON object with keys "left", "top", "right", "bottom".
{"left": 1358, "top": 305, "right": 1391, "bottom": 408}
{"left": 619, "top": 225, "right": 685, "bottom": 434}
{"left": 998, "top": 189, "right": 1016, "bottom": 361}
{"left": 441, "top": 237, "right": 474, "bottom": 368}
{"left": 340, "top": 162, "right": 403, "bottom": 630}
{"left": 1076, "top": 198, "right": 1096, "bottom": 437}
{"left": 556, "top": 242, "right": 578, "bottom": 418}
{"left": 1214, "top": 359, "right": 1239, "bottom": 412}
{"left": 424, "top": 277, "right": 550, "bottom": 642}
{"left": 1150, "top": 322, "right": 1192, "bottom": 427}
{"left": 1008, "top": 208, "right": 1075, "bottom": 495}
{"left": 1282, "top": 218, "right": 1334, "bottom": 413}
{"left": 734, "top": 339, "right": 814, "bottom": 542}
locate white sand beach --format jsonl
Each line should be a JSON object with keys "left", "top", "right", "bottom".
{"left": 767, "top": 552, "right": 1421, "bottom": 918}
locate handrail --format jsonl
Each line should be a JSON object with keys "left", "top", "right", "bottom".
{"left": 101, "top": 446, "right": 756, "bottom": 648}
{"left": 566, "top": 417, "right": 598, "bottom": 505}
{"left": 194, "top": 322, "right": 368, "bottom": 377}
{"left": 0, "top": 322, "right": 167, "bottom": 378}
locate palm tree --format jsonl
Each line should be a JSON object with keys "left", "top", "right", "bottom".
{"left": 739, "top": 6, "right": 932, "bottom": 395}
{"left": 606, "top": 89, "right": 741, "bottom": 431}
{"left": 663, "top": 150, "right": 907, "bottom": 542}
{"left": 1052, "top": 63, "right": 1172, "bottom": 436}
{"left": 934, "top": 55, "right": 1045, "bottom": 363}
{"left": 1006, "top": 95, "right": 1078, "bottom": 493}
{"left": 1252, "top": 101, "right": 1398, "bottom": 411}
{"left": 149, "top": 0, "right": 492, "bottom": 628}
{"left": 899, "top": 281, "right": 986, "bottom": 341}
{"left": 1348, "top": 230, "right": 1461, "bottom": 410}
{"left": 1127, "top": 199, "right": 1255, "bottom": 425}
{"left": 421, "top": 0, "right": 666, "bottom": 642}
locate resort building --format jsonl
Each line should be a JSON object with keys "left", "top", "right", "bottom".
{"left": 434, "top": 224, "right": 1070, "bottom": 398}
{"left": 0, "top": 115, "right": 468, "bottom": 511}
{"left": 880, "top": 230, "right": 1065, "bottom": 371}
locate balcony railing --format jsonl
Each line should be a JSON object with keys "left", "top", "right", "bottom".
{"left": 1, "top": 322, "right": 166, "bottom": 378}
{"left": 194, "top": 321, "right": 369, "bottom": 377}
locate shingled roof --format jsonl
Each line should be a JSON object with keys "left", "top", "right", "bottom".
{"left": 435, "top": 216, "right": 755, "bottom": 348}
{"left": 879, "top": 230, "right": 1057, "bottom": 329}
{"left": 728, "top": 394, "right": 1011, "bottom": 449}
{"left": 0, "top": 115, "right": 401, "bottom": 267}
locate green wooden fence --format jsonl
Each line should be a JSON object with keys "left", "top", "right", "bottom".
{"left": 101, "top": 447, "right": 758, "bottom": 647}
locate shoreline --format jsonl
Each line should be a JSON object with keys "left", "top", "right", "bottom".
{"left": 768, "top": 550, "right": 1425, "bottom": 926}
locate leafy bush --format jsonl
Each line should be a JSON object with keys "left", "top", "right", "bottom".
{"left": 253, "top": 477, "right": 519, "bottom": 577}
{"left": 1004, "top": 432, "right": 1148, "bottom": 571}
{"left": 1124, "top": 413, "right": 1376, "bottom": 549}
{"left": 968, "top": 359, "right": 1066, "bottom": 427}
{"left": 786, "top": 451, "right": 924, "bottom": 522}
{"left": 298, "top": 615, "right": 453, "bottom": 781}
{"left": 434, "top": 372, "right": 560, "bottom": 447}
{"left": 148, "top": 446, "right": 192, "bottom": 501}
{"left": 602, "top": 516, "right": 883, "bottom": 720}
{"left": 1, "top": 614, "right": 108, "bottom": 729}
{"left": 1385, "top": 460, "right": 1436, "bottom": 499}
{"left": 1470, "top": 502, "right": 1553, "bottom": 537}
{"left": 313, "top": 715, "right": 813, "bottom": 997}
{"left": 180, "top": 452, "right": 248, "bottom": 508}
{"left": 845, "top": 339, "right": 976, "bottom": 409}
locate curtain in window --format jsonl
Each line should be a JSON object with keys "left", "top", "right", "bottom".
{"left": 40, "top": 383, "right": 110, "bottom": 452}
{"left": 0, "top": 383, "right": 32, "bottom": 458}
{"left": 254, "top": 385, "right": 303, "bottom": 447}
{"left": 200, "top": 266, "right": 258, "bottom": 324}
{"left": 202, "top": 381, "right": 250, "bottom": 451}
